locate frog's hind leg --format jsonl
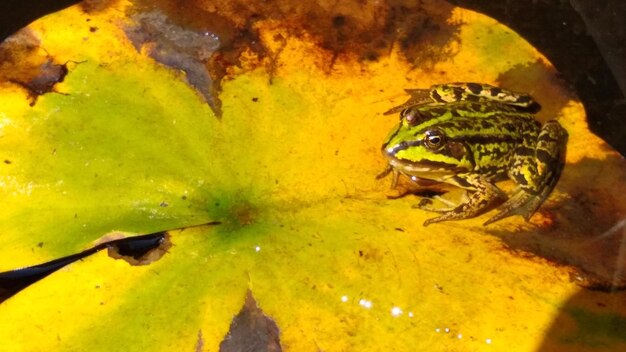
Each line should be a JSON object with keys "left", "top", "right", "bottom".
{"left": 485, "top": 120, "right": 568, "bottom": 225}
{"left": 434, "top": 82, "right": 537, "bottom": 108}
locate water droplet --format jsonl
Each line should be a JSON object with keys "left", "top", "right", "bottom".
{"left": 391, "top": 307, "right": 403, "bottom": 317}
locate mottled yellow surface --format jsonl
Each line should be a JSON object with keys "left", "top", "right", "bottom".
{"left": 1, "top": 2, "right": 625, "bottom": 351}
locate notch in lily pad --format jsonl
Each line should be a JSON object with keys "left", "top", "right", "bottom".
{"left": 0, "top": 222, "right": 219, "bottom": 304}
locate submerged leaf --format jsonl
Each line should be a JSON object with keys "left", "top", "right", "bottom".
{"left": 220, "top": 291, "right": 282, "bottom": 352}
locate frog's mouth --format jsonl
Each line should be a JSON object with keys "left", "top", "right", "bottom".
{"left": 386, "top": 156, "right": 466, "bottom": 181}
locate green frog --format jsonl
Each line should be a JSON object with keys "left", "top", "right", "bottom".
{"left": 379, "top": 82, "right": 568, "bottom": 226}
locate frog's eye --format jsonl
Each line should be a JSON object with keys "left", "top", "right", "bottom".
{"left": 424, "top": 129, "right": 445, "bottom": 150}
{"left": 400, "top": 108, "right": 422, "bottom": 125}
{"left": 399, "top": 108, "right": 410, "bottom": 121}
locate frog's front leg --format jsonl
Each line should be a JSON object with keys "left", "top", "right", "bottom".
{"left": 418, "top": 174, "right": 506, "bottom": 226}
{"left": 485, "top": 120, "right": 568, "bottom": 225}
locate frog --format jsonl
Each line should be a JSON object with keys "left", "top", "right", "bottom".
{"left": 379, "top": 82, "right": 568, "bottom": 226}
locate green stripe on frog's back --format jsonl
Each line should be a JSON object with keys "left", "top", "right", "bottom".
{"left": 411, "top": 102, "right": 540, "bottom": 141}
{"left": 427, "top": 114, "right": 539, "bottom": 141}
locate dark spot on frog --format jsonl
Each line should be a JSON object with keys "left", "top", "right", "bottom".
{"left": 89, "top": 26, "right": 98, "bottom": 33}
{"left": 479, "top": 120, "right": 494, "bottom": 129}
{"left": 466, "top": 82, "right": 483, "bottom": 94}
{"left": 160, "top": 201, "right": 169, "bottom": 207}
{"left": 446, "top": 141, "right": 467, "bottom": 160}
{"left": 501, "top": 122, "right": 516, "bottom": 132}
{"left": 490, "top": 87, "right": 502, "bottom": 96}
{"left": 451, "top": 175, "right": 472, "bottom": 188}
{"left": 536, "top": 149, "right": 556, "bottom": 165}
{"left": 425, "top": 107, "right": 447, "bottom": 117}
{"left": 465, "top": 94, "right": 480, "bottom": 102}
{"left": 181, "top": 195, "right": 187, "bottom": 200}
{"left": 3, "top": 160, "right": 11, "bottom": 164}
{"left": 37, "top": 242, "right": 43, "bottom": 248}
{"left": 469, "top": 102, "right": 484, "bottom": 111}
{"left": 431, "top": 89, "right": 443, "bottom": 103}
{"left": 251, "top": 97, "right": 258, "bottom": 102}
{"left": 394, "top": 227, "right": 405, "bottom": 232}
{"left": 452, "top": 87, "right": 464, "bottom": 101}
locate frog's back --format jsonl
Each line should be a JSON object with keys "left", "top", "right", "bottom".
{"left": 414, "top": 101, "right": 541, "bottom": 178}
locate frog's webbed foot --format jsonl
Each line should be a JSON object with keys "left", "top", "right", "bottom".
{"left": 484, "top": 188, "right": 544, "bottom": 225}
{"left": 422, "top": 177, "right": 505, "bottom": 226}
{"left": 423, "top": 191, "right": 502, "bottom": 226}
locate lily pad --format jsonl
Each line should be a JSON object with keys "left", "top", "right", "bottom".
{"left": 1, "top": 1, "right": 625, "bottom": 351}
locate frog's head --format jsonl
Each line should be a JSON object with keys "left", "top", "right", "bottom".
{"left": 381, "top": 118, "right": 472, "bottom": 181}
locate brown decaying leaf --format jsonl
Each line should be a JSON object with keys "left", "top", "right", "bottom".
{"left": 0, "top": 29, "right": 68, "bottom": 105}
{"left": 126, "top": 0, "right": 461, "bottom": 115}
{"left": 220, "top": 290, "right": 282, "bottom": 352}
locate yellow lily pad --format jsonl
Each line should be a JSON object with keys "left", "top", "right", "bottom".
{"left": 1, "top": 1, "right": 625, "bottom": 351}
